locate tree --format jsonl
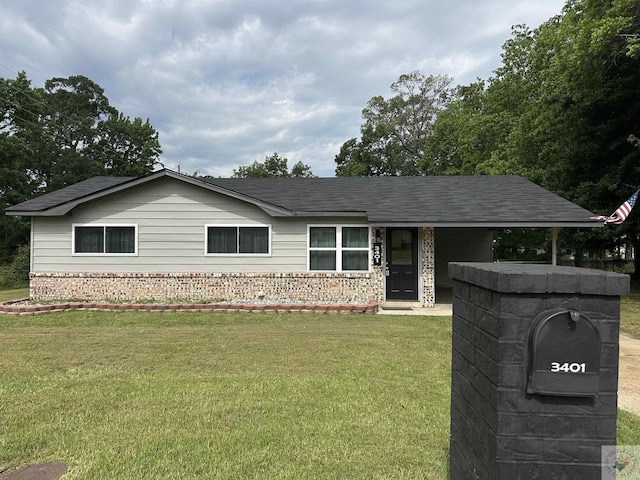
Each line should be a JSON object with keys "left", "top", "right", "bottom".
{"left": 524, "top": 0, "right": 640, "bottom": 270}
{"left": 34, "top": 75, "right": 116, "bottom": 190}
{"left": 0, "top": 134, "right": 31, "bottom": 263}
{"left": 421, "top": 80, "right": 520, "bottom": 176}
{"left": 232, "top": 153, "right": 316, "bottom": 178}
{"left": 0, "top": 74, "right": 38, "bottom": 263}
{"left": 88, "top": 113, "right": 162, "bottom": 177}
{"left": 2, "top": 73, "right": 162, "bottom": 192}
{"left": 421, "top": 0, "right": 640, "bottom": 268}
{"left": 336, "top": 72, "right": 453, "bottom": 176}
{"left": 0, "top": 72, "right": 163, "bottom": 263}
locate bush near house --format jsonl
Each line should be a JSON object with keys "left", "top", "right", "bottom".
{"left": 0, "top": 247, "right": 29, "bottom": 289}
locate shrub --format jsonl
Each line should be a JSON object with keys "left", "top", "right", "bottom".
{"left": 0, "top": 246, "right": 30, "bottom": 289}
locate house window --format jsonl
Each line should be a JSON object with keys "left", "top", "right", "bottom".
{"left": 309, "top": 226, "right": 369, "bottom": 271}
{"left": 206, "top": 225, "right": 271, "bottom": 255}
{"left": 73, "top": 224, "right": 137, "bottom": 255}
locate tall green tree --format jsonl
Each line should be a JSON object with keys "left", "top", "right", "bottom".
{"left": 0, "top": 72, "right": 163, "bottom": 262}
{"left": 512, "top": 0, "right": 640, "bottom": 268}
{"left": 0, "top": 73, "right": 38, "bottom": 263}
{"left": 232, "top": 153, "right": 316, "bottom": 178}
{"left": 0, "top": 134, "right": 31, "bottom": 263}
{"left": 3, "top": 73, "right": 162, "bottom": 192}
{"left": 336, "top": 72, "right": 453, "bottom": 176}
{"left": 421, "top": 80, "right": 522, "bottom": 176}
{"left": 422, "top": 0, "right": 640, "bottom": 269}
{"left": 33, "top": 75, "right": 116, "bottom": 190}
{"left": 89, "top": 113, "right": 161, "bottom": 177}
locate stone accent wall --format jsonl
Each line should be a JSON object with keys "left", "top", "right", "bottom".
{"left": 370, "top": 227, "right": 386, "bottom": 306}
{"left": 448, "top": 262, "right": 629, "bottom": 480}
{"left": 30, "top": 272, "right": 379, "bottom": 304}
{"left": 421, "top": 227, "right": 435, "bottom": 307}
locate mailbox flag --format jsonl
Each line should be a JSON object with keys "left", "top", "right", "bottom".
{"left": 591, "top": 190, "right": 640, "bottom": 224}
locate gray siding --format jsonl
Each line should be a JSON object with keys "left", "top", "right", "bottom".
{"left": 434, "top": 228, "right": 492, "bottom": 290}
{"left": 31, "top": 178, "right": 367, "bottom": 273}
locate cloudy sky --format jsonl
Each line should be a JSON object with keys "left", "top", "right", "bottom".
{"left": 1, "top": 0, "right": 566, "bottom": 177}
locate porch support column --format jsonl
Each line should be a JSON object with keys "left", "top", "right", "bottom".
{"left": 421, "top": 227, "right": 435, "bottom": 307}
{"left": 551, "top": 227, "right": 558, "bottom": 266}
{"left": 371, "top": 227, "right": 386, "bottom": 306}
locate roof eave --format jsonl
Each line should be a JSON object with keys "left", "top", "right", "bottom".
{"left": 369, "top": 221, "right": 603, "bottom": 228}
{"left": 4, "top": 171, "right": 167, "bottom": 217}
{"left": 6, "top": 169, "right": 295, "bottom": 218}
{"left": 289, "top": 210, "right": 368, "bottom": 218}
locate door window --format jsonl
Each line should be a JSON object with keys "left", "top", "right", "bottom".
{"left": 390, "top": 229, "right": 413, "bottom": 265}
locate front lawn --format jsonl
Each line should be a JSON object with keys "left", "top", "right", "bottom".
{"left": 0, "top": 287, "right": 28, "bottom": 303}
{"left": 0, "top": 311, "right": 451, "bottom": 479}
{"left": 2, "top": 304, "right": 640, "bottom": 479}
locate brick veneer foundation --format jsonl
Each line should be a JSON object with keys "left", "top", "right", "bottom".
{"left": 30, "top": 271, "right": 383, "bottom": 305}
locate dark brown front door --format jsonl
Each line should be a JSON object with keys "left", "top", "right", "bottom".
{"left": 386, "top": 228, "right": 419, "bottom": 301}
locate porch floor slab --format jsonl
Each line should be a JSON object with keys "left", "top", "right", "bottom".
{"left": 378, "top": 302, "right": 452, "bottom": 316}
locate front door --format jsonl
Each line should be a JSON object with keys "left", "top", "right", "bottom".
{"left": 386, "top": 228, "right": 419, "bottom": 301}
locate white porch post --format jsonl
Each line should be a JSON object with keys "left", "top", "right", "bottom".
{"left": 551, "top": 227, "right": 558, "bottom": 266}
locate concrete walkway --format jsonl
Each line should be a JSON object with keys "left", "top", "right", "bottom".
{"left": 377, "top": 302, "right": 452, "bottom": 316}
{"left": 619, "top": 333, "right": 640, "bottom": 416}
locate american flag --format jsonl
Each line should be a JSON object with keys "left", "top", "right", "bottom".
{"left": 591, "top": 190, "right": 640, "bottom": 224}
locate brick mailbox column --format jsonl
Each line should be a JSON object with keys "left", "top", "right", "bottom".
{"left": 448, "top": 262, "right": 629, "bottom": 480}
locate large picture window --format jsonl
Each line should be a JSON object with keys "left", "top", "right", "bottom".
{"left": 308, "top": 225, "right": 369, "bottom": 271}
{"left": 73, "top": 224, "right": 137, "bottom": 255}
{"left": 206, "top": 225, "right": 270, "bottom": 255}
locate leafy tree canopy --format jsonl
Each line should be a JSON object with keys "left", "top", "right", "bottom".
{"left": 233, "top": 153, "right": 316, "bottom": 178}
{"left": 335, "top": 72, "right": 453, "bottom": 176}
{"left": 0, "top": 71, "right": 162, "bottom": 263}
{"left": 424, "top": 0, "right": 640, "bottom": 269}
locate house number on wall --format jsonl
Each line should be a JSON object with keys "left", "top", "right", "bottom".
{"left": 550, "top": 362, "right": 586, "bottom": 373}
{"left": 372, "top": 243, "right": 382, "bottom": 266}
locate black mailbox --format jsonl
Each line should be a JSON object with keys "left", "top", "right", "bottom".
{"left": 526, "top": 309, "right": 601, "bottom": 397}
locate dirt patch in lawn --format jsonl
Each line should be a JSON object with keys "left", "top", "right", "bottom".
{"left": 0, "top": 463, "right": 66, "bottom": 480}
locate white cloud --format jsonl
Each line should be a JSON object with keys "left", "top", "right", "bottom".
{"left": 0, "top": 0, "right": 566, "bottom": 177}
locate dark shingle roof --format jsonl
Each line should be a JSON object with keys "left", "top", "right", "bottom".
{"left": 4, "top": 176, "right": 134, "bottom": 214}
{"left": 203, "top": 175, "right": 597, "bottom": 226}
{"left": 5, "top": 170, "right": 598, "bottom": 227}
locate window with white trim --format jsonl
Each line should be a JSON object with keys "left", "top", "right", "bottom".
{"left": 206, "top": 225, "right": 271, "bottom": 255}
{"left": 308, "top": 225, "right": 369, "bottom": 271}
{"left": 73, "top": 224, "right": 138, "bottom": 255}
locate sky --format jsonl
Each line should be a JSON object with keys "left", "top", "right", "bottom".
{"left": 0, "top": 0, "right": 567, "bottom": 178}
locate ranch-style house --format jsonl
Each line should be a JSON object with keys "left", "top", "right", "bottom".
{"left": 5, "top": 169, "right": 597, "bottom": 307}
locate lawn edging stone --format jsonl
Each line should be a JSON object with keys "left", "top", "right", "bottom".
{"left": 0, "top": 299, "right": 379, "bottom": 315}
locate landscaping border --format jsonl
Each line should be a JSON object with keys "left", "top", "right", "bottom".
{"left": 0, "top": 298, "right": 379, "bottom": 315}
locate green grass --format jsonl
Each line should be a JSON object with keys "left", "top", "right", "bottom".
{"left": 0, "top": 287, "right": 28, "bottom": 303}
{"left": 1, "top": 290, "right": 640, "bottom": 479}
{"left": 0, "top": 311, "right": 451, "bottom": 479}
{"left": 621, "top": 289, "right": 640, "bottom": 339}
{"left": 618, "top": 410, "right": 640, "bottom": 445}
